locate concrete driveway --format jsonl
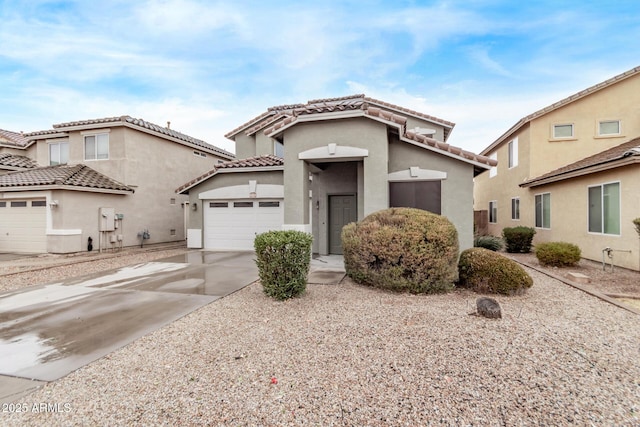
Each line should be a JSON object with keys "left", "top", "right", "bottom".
{"left": 0, "top": 251, "right": 258, "bottom": 404}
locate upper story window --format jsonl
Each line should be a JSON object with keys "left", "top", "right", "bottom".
{"left": 508, "top": 137, "right": 518, "bottom": 168}
{"left": 598, "top": 120, "right": 621, "bottom": 136}
{"left": 553, "top": 124, "right": 574, "bottom": 139}
{"left": 489, "top": 152, "right": 497, "bottom": 177}
{"left": 274, "top": 140, "right": 284, "bottom": 158}
{"left": 84, "top": 133, "right": 109, "bottom": 160}
{"left": 193, "top": 150, "right": 207, "bottom": 158}
{"left": 49, "top": 140, "right": 69, "bottom": 166}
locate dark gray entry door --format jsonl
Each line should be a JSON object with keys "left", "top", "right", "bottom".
{"left": 329, "top": 194, "right": 357, "bottom": 254}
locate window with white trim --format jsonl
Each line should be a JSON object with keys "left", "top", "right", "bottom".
{"left": 511, "top": 197, "right": 520, "bottom": 220}
{"left": 489, "top": 201, "right": 497, "bottom": 223}
{"left": 274, "top": 140, "right": 284, "bottom": 158}
{"left": 49, "top": 140, "right": 69, "bottom": 165}
{"left": 84, "top": 133, "right": 109, "bottom": 160}
{"left": 588, "top": 182, "right": 620, "bottom": 235}
{"left": 553, "top": 124, "right": 574, "bottom": 139}
{"left": 508, "top": 138, "right": 518, "bottom": 168}
{"left": 535, "top": 193, "right": 551, "bottom": 229}
{"left": 489, "top": 153, "right": 497, "bottom": 177}
{"left": 598, "top": 120, "right": 620, "bottom": 136}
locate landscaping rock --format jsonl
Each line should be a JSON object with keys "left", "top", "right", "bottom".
{"left": 476, "top": 297, "right": 502, "bottom": 319}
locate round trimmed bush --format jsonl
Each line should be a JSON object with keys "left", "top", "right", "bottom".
{"left": 254, "top": 230, "right": 313, "bottom": 300}
{"left": 502, "top": 226, "right": 536, "bottom": 253}
{"left": 342, "top": 207, "right": 459, "bottom": 294}
{"left": 535, "top": 242, "right": 581, "bottom": 267}
{"left": 458, "top": 248, "right": 533, "bottom": 295}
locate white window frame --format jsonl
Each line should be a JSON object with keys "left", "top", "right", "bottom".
{"left": 588, "top": 181, "right": 621, "bottom": 236}
{"left": 552, "top": 123, "right": 574, "bottom": 139}
{"left": 274, "top": 140, "right": 284, "bottom": 158}
{"left": 489, "top": 153, "right": 497, "bottom": 177}
{"left": 49, "top": 140, "right": 69, "bottom": 166}
{"left": 508, "top": 137, "right": 518, "bottom": 168}
{"left": 83, "top": 132, "right": 109, "bottom": 161}
{"left": 511, "top": 197, "right": 520, "bottom": 221}
{"left": 534, "top": 192, "right": 551, "bottom": 229}
{"left": 489, "top": 200, "right": 497, "bottom": 224}
{"left": 597, "top": 120, "right": 621, "bottom": 136}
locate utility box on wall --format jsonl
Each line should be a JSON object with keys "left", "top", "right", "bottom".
{"left": 99, "top": 207, "right": 116, "bottom": 231}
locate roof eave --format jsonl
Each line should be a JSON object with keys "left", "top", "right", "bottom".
{"left": 0, "top": 184, "right": 133, "bottom": 194}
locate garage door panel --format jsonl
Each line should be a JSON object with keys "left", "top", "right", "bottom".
{"left": 203, "top": 200, "right": 283, "bottom": 250}
{"left": 0, "top": 199, "right": 47, "bottom": 253}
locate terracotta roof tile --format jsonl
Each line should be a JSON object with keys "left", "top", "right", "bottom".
{"left": 521, "top": 137, "right": 640, "bottom": 187}
{"left": 0, "top": 129, "right": 31, "bottom": 147}
{"left": 481, "top": 65, "right": 640, "bottom": 155}
{"left": 176, "top": 155, "right": 283, "bottom": 194}
{"left": 0, "top": 164, "right": 134, "bottom": 192}
{"left": 0, "top": 153, "right": 39, "bottom": 169}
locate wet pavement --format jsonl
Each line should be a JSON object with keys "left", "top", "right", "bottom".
{"left": 0, "top": 251, "right": 259, "bottom": 403}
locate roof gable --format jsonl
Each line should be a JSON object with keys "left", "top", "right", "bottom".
{"left": 481, "top": 65, "right": 640, "bottom": 155}
{"left": 0, "top": 164, "right": 134, "bottom": 193}
{"left": 0, "top": 129, "right": 33, "bottom": 148}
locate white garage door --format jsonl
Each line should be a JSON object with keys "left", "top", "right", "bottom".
{"left": 203, "top": 200, "right": 284, "bottom": 250}
{"left": 0, "top": 199, "right": 47, "bottom": 253}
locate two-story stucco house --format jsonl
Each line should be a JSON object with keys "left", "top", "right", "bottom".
{"left": 474, "top": 66, "right": 640, "bottom": 271}
{"left": 0, "top": 117, "right": 234, "bottom": 253}
{"left": 178, "top": 94, "right": 496, "bottom": 254}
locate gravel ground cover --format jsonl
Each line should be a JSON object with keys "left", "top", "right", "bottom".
{"left": 2, "top": 259, "right": 639, "bottom": 426}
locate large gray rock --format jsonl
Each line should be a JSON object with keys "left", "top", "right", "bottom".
{"left": 476, "top": 297, "right": 502, "bottom": 319}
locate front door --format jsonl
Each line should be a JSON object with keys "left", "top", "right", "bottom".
{"left": 329, "top": 194, "right": 357, "bottom": 254}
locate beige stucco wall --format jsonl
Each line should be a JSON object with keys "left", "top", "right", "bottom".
{"left": 524, "top": 166, "right": 640, "bottom": 271}
{"left": 389, "top": 138, "right": 477, "bottom": 251}
{"left": 234, "top": 133, "right": 256, "bottom": 159}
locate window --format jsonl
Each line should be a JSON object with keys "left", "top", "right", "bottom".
{"left": 274, "top": 140, "right": 284, "bottom": 158}
{"left": 389, "top": 181, "right": 441, "bottom": 215}
{"left": 598, "top": 120, "right": 620, "bottom": 136}
{"left": 588, "top": 182, "right": 620, "bottom": 235}
{"left": 259, "top": 201, "right": 280, "bottom": 207}
{"left": 49, "top": 141, "right": 69, "bottom": 165}
{"left": 0, "top": 202, "right": 6, "bottom": 207}
{"left": 508, "top": 138, "right": 518, "bottom": 168}
{"left": 170, "top": 229, "right": 176, "bottom": 236}
{"left": 489, "top": 201, "right": 497, "bottom": 223}
{"left": 489, "top": 153, "right": 497, "bottom": 177}
{"left": 32, "top": 201, "right": 46, "bottom": 207}
{"left": 84, "top": 133, "right": 109, "bottom": 160}
{"left": 553, "top": 124, "right": 574, "bottom": 139}
{"left": 209, "top": 202, "right": 228, "bottom": 208}
{"left": 170, "top": 198, "right": 176, "bottom": 205}
{"left": 233, "top": 201, "right": 253, "bottom": 208}
{"left": 511, "top": 198, "right": 520, "bottom": 220}
{"left": 193, "top": 150, "right": 207, "bottom": 158}
{"left": 535, "top": 193, "right": 551, "bottom": 229}
{"left": 11, "top": 201, "right": 27, "bottom": 207}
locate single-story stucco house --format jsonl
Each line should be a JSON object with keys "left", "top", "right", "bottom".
{"left": 177, "top": 94, "right": 496, "bottom": 255}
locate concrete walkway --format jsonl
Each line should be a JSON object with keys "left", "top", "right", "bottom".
{"left": 0, "top": 251, "right": 259, "bottom": 404}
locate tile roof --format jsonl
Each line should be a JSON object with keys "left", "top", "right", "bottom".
{"left": 225, "top": 94, "right": 455, "bottom": 140}
{"left": 0, "top": 129, "right": 31, "bottom": 148}
{"left": 176, "top": 154, "right": 283, "bottom": 194}
{"left": 521, "top": 137, "right": 640, "bottom": 187}
{"left": 25, "top": 116, "right": 235, "bottom": 160}
{"left": 481, "top": 65, "right": 640, "bottom": 155}
{"left": 0, "top": 153, "right": 39, "bottom": 169}
{"left": 0, "top": 164, "right": 134, "bottom": 193}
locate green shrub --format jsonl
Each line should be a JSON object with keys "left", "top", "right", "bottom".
{"left": 502, "top": 226, "right": 536, "bottom": 253}
{"left": 342, "top": 207, "right": 459, "bottom": 294}
{"left": 474, "top": 235, "right": 504, "bottom": 252}
{"left": 458, "top": 248, "right": 533, "bottom": 295}
{"left": 254, "top": 230, "right": 313, "bottom": 300}
{"left": 535, "top": 242, "right": 581, "bottom": 267}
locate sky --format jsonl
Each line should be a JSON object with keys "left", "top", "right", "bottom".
{"left": 1, "top": 0, "right": 639, "bottom": 155}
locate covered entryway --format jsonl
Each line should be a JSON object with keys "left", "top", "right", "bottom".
{"left": 0, "top": 199, "right": 47, "bottom": 253}
{"left": 328, "top": 194, "right": 357, "bottom": 254}
{"left": 203, "top": 199, "right": 283, "bottom": 250}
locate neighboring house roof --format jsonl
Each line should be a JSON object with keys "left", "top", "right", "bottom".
{"left": 225, "top": 94, "right": 456, "bottom": 141}
{"left": 481, "top": 65, "right": 640, "bottom": 156}
{"left": 25, "top": 116, "right": 235, "bottom": 160}
{"left": 0, "top": 129, "right": 33, "bottom": 148}
{"left": 176, "top": 154, "right": 284, "bottom": 194}
{"left": 0, "top": 153, "right": 39, "bottom": 170}
{"left": 520, "top": 137, "right": 640, "bottom": 188}
{"left": 0, "top": 164, "right": 134, "bottom": 194}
